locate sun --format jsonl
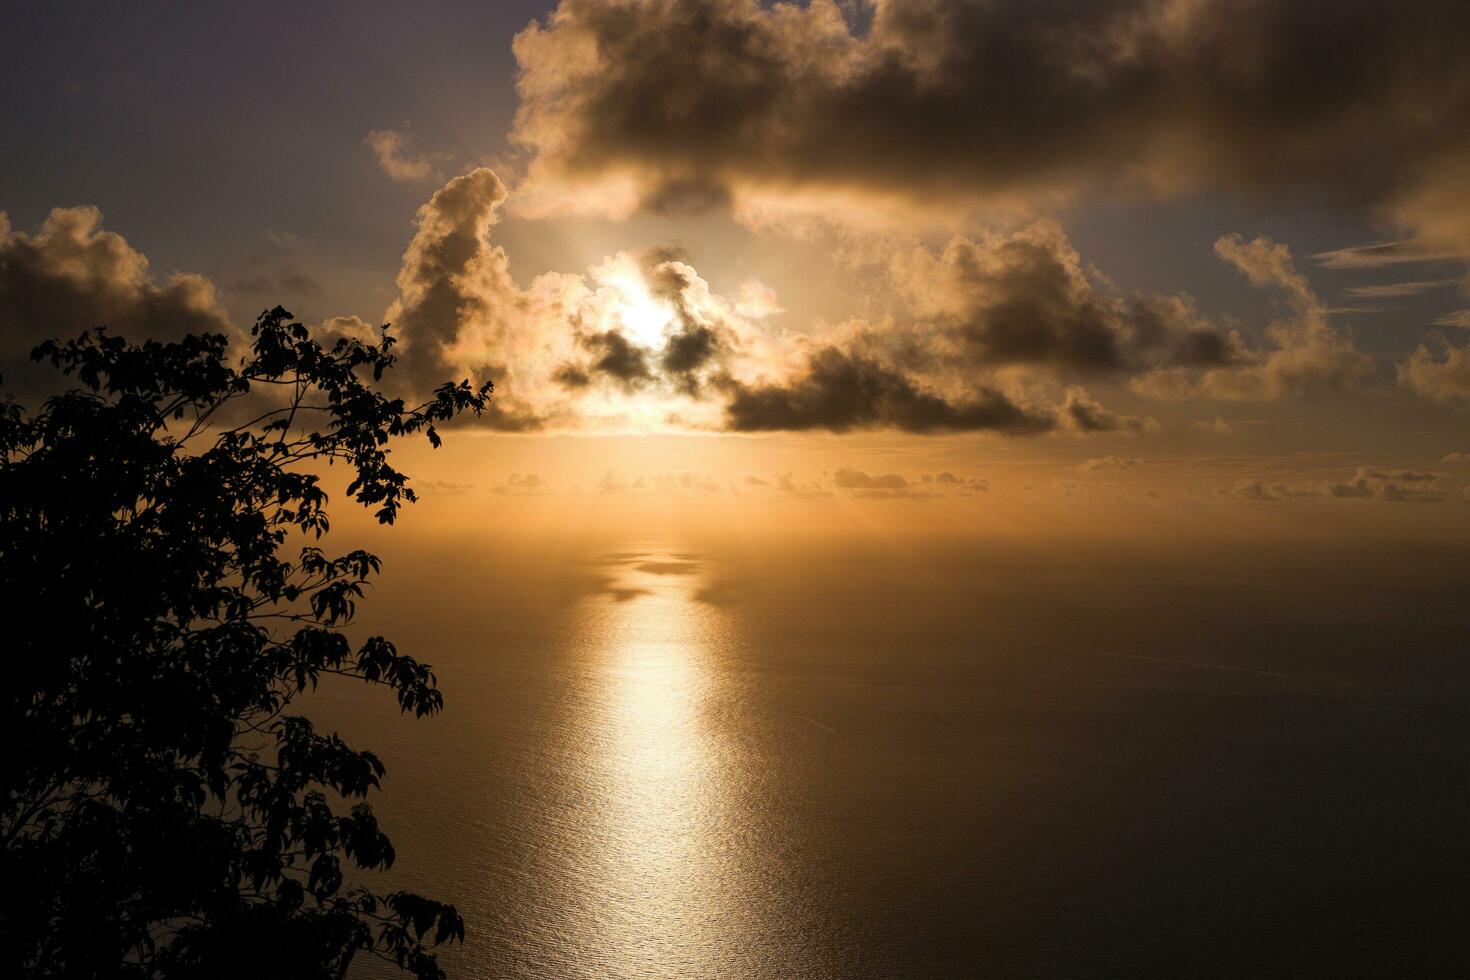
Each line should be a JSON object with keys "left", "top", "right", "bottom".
{"left": 606, "top": 268, "right": 675, "bottom": 347}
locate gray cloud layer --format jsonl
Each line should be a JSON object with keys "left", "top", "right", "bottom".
{"left": 513, "top": 0, "right": 1470, "bottom": 249}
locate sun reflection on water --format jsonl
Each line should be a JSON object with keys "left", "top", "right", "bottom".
{"left": 485, "top": 544, "right": 829, "bottom": 979}
{"left": 573, "top": 550, "right": 736, "bottom": 976}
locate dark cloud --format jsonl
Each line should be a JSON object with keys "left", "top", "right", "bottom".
{"left": 513, "top": 0, "right": 1470, "bottom": 250}
{"left": 388, "top": 169, "right": 511, "bottom": 386}
{"left": 661, "top": 323, "right": 719, "bottom": 392}
{"left": 584, "top": 328, "right": 654, "bottom": 389}
{"left": 898, "top": 225, "right": 1235, "bottom": 376}
{"left": 640, "top": 176, "right": 733, "bottom": 216}
{"left": 722, "top": 346, "right": 1056, "bottom": 434}
{"left": 1059, "top": 387, "right": 1156, "bottom": 434}
{"left": 647, "top": 259, "right": 728, "bottom": 394}
{"left": 0, "top": 207, "right": 236, "bottom": 401}
{"left": 383, "top": 168, "right": 542, "bottom": 429}
{"left": 552, "top": 363, "right": 592, "bottom": 388}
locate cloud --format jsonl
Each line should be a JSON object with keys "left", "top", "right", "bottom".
{"left": 318, "top": 314, "right": 381, "bottom": 345}
{"left": 0, "top": 207, "right": 235, "bottom": 399}
{"left": 451, "top": 222, "right": 1364, "bottom": 431}
{"left": 764, "top": 470, "right": 833, "bottom": 498}
{"left": 1059, "top": 387, "right": 1156, "bottom": 434}
{"left": 581, "top": 328, "right": 655, "bottom": 389}
{"left": 921, "top": 471, "right": 988, "bottom": 493}
{"left": 1224, "top": 466, "right": 1448, "bottom": 503}
{"left": 780, "top": 466, "right": 990, "bottom": 499}
{"left": 379, "top": 196, "right": 795, "bottom": 432}
{"left": 417, "top": 479, "right": 476, "bottom": 495}
{"left": 2, "top": 176, "right": 1398, "bottom": 442}
{"left": 1214, "top": 234, "right": 1315, "bottom": 307}
{"left": 1195, "top": 417, "right": 1234, "bottom": 435}
{"left": 1225, "top": 480, "right": 1310, "bottom": 503}
{"left": 886, "top": 222, "right": 1237, "bottom": 377}
{"left": 1311, "top": 241, "right": 1467, "bottom": 270}
{"left": 493, "top": 472, "right": 548, "bottom": 495}
{"left": 380, "top": 168, "right": 544, "bottom": 429}
{"left": 230, "top": 230, "right": 322, "bottom": 299}
{"left": 824, "top": 467, "right": 931, "bottom": 499}
{"left": 651, "top": 471, "right": 722, "bottom": 494}
{"left": 510, "top": 0, "right": 1470, "bottom": 254}
{"left": 1343, "top": 280, "right": 1456, "bottom": 299}
{"left": 1398, "top": 339, "right": 1470, "bottom": 403}
{"left": 595, "top": 470, "right": 629, "bottom": 494}
{"left": 1432, "top": 310, "right": 1470, "bottom": 329}
{"left": 365, "top": 129, "right": 441, "bottom": 183}
{"left": 1325, "top": 467, "right": 1447, "bottom": 504}
{"left": 830, "top": 467, "right": 907, "bottom": 490}
{"left": 1442, "top": 453, "right": 1470, "bottom": 464}
{"left": 584, "top": 470, "right": 727, "bottom": 496}
{"left": 1131, "top": 235, "right": 1370, "bottom": 400}
{"left": 722, "top": 346, "right": 1057, "bottom": 434}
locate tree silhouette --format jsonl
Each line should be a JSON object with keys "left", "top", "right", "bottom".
{"left": 1, "top": 309, "right": 489, "bottom": 979}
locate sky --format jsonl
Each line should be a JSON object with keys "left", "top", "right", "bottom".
{"left": 4, "top": 0, "right": 1470, "bottom": 536}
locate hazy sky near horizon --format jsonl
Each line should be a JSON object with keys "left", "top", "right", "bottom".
{"left": 5, "top": 0, "right": 1470, "bottom": 528}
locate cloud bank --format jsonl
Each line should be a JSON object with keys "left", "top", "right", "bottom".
{"left": 510, "top": 0, "right": 1470, "bottom": 256}
{"left": 5, "top": 171, "right": 1445, "bottom": 435}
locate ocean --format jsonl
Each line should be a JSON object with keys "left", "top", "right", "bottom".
{"left": 309, "top": 533, "right": 1470, "bottom": 978}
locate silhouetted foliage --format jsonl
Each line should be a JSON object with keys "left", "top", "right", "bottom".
{"left": 0, "top": 309, "right": 491, "bottom": 978}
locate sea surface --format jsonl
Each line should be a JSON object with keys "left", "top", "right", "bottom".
{"left": 310, "top": 534, "right": 1470, "bottom": 978}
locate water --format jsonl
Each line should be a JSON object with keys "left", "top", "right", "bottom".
{"left": 310, "top": 534, "right": 1470, "bottom": 978}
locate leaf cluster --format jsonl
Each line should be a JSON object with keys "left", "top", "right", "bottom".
{"left": 0, "top": 309, "right": 491, "bottom": 979}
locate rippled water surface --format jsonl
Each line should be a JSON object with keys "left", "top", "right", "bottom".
{"left": 312, "top": 536, "right": 1470, "bottom": 978}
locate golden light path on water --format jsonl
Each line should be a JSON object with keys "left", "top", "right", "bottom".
{"left": 584, "top": 555, "right": 722, "bottom": 970}
{"left": 535, "top": 548, "right": 817, "bottom": 979}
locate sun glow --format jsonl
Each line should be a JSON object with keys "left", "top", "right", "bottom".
{"left": 604, "top": 267, "right": 675, "bottom": 348}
